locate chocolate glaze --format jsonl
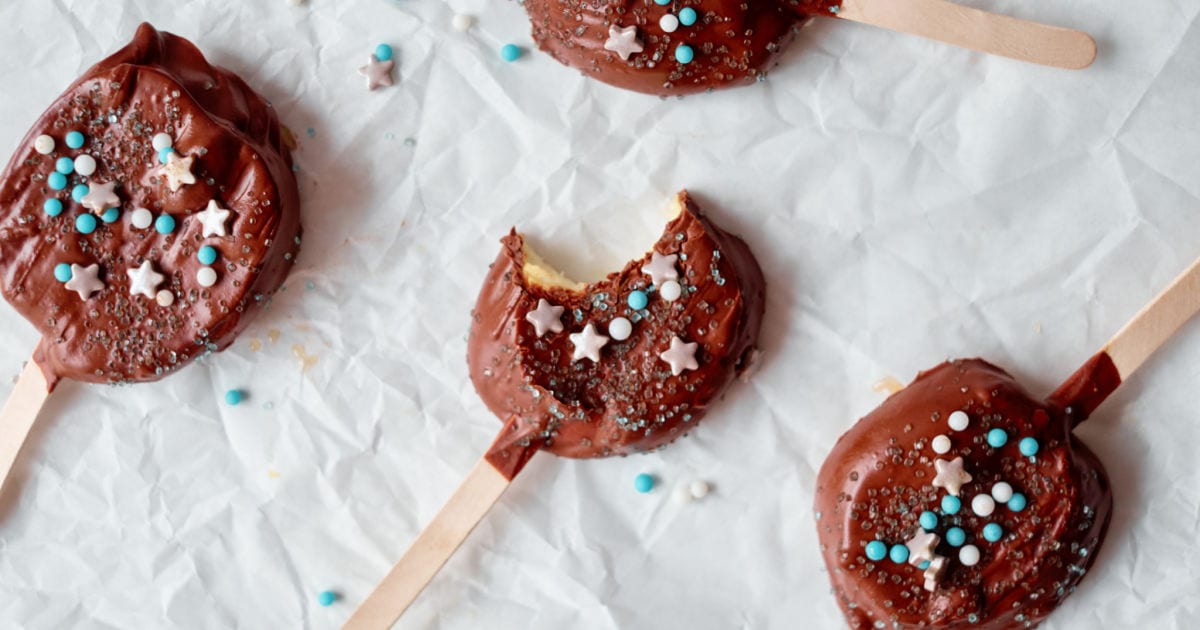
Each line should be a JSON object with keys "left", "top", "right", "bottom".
{"left": 0, "top": 24, "right": 301, "bottom": 387}
{"left": 815, "top": 359, "right": 1112, "bottom": 629}
{"left": 469, "top": 191, "right": 765, "bottom": 479}
{"left": 1046, "top": 352, "right": 1121, "bottom": 429}
{"left": 524, "top": 0, "right": 840, "bottom": 96}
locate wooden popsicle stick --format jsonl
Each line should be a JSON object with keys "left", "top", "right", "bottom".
{"left": 835, "top": 0, "right": 1097, "bottom": 69}
{"left": 342, "top": 457, "right": 515, "bottom": 630}
{"left": 1103, "top": 256, "right": 1200, "bottom": 381}
{"left": 0, "top": 358, "right": 50, "bottom": 494}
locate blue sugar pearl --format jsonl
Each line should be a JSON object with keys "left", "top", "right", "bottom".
{"left": 374, "top": 44, "right": 394, "bottom": 62}
{"left": 627, "top": 290, "right": 649, "bottom": 310}
{"left": 983, "top": 523, "right": 1003, "bottom": 543}
{"left": 317, "top": 590, "right": 337, "bottom": 607}
{"left": 225, "top": 389, "right": 244, "bottom": 406}
{"left": 44, "top": 198, "right": 64, "bottom": 217}
{"left": 55, "top": 157, "right": 75, "bottom": 175}
{"left": 75, "top": 213, "right": 97, "bottom": 234}
{"left": 53, "top": 263, "right": 72, "bottom": 283}
{"left": 65, "top": 131, "right": 85, "bottom": 149}
{"left": 864, "top": 540, "right": 887, "bottom": 562}
{"left": 919, "top": 511, "right": 938, "bottom": 531}
{"left": 918, "top": 560, "right": 930, "bottom": 570}
{"left": 47, "top": 172, "right": 68, "bottom": 190}
{"left": 987, "top": 428, "right": 1008, "bottom": 448}
{"left": 72, "top": 184, "right": 89, "bottom": 202}
{"left": 1019, "top": 437, "right": 1040, "bottom": 457}
{"left": 500, "top": 44, "right": 521, "bottom": 62}
{"left": 633, "top": 473, "right": 654, "bottom": 493}
{"left": 155, "top": 214, "right": 176, "bottom": 234}
{"left": 946, "top": 527, "right": 966, "bottom": 547}
{"left": 678, "top": 7, "right": 699, "bottom": 26}
{"left": 1008, "top": 493, "right": 1027, "bottom": 512}
{"left": 654, "top": 0, "right": 670, "bottom": 4}
{"left": 158, "top": 146, "right": 176, "bottom": 164}
{"left": 675, "top": 44, "right": 695, "bottom": 64}
{"left": 889, "top": 544, "right": 909, "bottom": 564}
{"left": 101, "top": 208, "right": 120, "bottom": 223}
{"left": 198, "top": 245, "right": 218, "bottom": 265}
{"left": 941, "top": 495, "right": 962, "bottom": 515}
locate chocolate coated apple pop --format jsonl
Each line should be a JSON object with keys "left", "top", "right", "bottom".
{"left": 812, "top": 243, "right": 1200, "bottom": 629}
{"left": 469, "top": 190, "right": 765, "bottom": 477}
{"left": 523, "top": 0, "right": 1095, "bottom": 96}
{"left": 346, "top": 191, "right": 765, "bottom": 627}
{"left": 0, "top": 23, "right": 301, "bottom": 387}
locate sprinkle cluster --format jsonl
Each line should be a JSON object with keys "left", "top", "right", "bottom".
{"left": 38, "top": 128, "right": 237, "bottom": 306}
{"left": 525, "top": 251, "right": 697, "bottom": 375}
{"left": 604, "top": 4, "right": 704, "bottom": 66}
{"left": 861, "top": 409, "right": 1041, "bottom": 591}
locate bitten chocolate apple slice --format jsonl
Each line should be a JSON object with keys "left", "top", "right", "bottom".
{"left": 0, "top": 24, "right": 300, "bottom": 496}
{"left": 346, "top": 191, "right": 765, "bottom": 628}
{"left": 814, "top": 252, "right": 1200, "bottom": 628}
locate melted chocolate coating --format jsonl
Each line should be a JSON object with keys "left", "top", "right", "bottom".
{"left": 0, "top": 24, "right": 301, "bottom": 387}
{"left": 468, "top": 192, "right": 765, "bottom": 478}
{"left": 524, "top": 0, "right": 840, "bottom": 96}
{"left": 815, "top": 359, "right": 1115, "bottom": 629}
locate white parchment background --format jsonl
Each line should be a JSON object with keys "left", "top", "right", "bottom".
{"left": 0, "top": 0, "right": 1197, "bottom": 628}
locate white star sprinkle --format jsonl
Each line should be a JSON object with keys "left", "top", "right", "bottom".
{"left": 658, "top": 335, "right": 699, "bottom": 376}
{"left": 604, "top": 25, "right": 644, "bottom": 61}
{"left": 80, "top": 181, "right": 120, "bottom": 214}
{"left": 359, "top": 55, "right": 395, "bottom": 90}
{"left": 931, "top": 457, "right": 973, "bottom": 497}
{"left": 159, "top": 152, "right": 196, "bottom": 192}
{"left": 127, "top": 260, "right": 165, "bottom": 299}
{"left": 568, "top": 323, "right": 609, "bottom": 363}
{"left": 923, "top": 555, "right": 948, "bottom": 592}
{"left": 905, "top": 531, "right": 940, "bottom": 567}
{"left": 196, "top": 199, "right": 231, "bottom": 237}
{"left": 64, "top": 263, "right": 104, "bottom": 300}
{"left": 642, "top": 251, "right": 679, "bottom": 286}
{"left": 525, "top": 298, "right": 564, "bottom": 337}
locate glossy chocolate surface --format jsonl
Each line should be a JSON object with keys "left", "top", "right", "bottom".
{"left": 815, "top": 359, "right": 1114, "bottom": 629}
{"left": 0, "top": 24, "right": 301, "bottom": 386}
{"left": 468, "top": 192, "right": 765, "bottom": 478}
{"left": 525, "top": 0, "right": 841, "bottom": 96}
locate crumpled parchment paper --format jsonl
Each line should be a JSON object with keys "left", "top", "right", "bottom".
{"left": 0, "top": 0, "right": 1197, "bottom": 628}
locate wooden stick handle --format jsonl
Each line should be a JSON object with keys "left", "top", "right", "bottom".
{"left": 1104, "top": 256, "right": 1200, "bottom": 381}
{"left": 835, "top": 0, "right": 1097, "bottom": 69}
{"left": 0, "top": 359, "right": 50, "bottom": 495}
{"left": 342, "top": 458, "right": 514, "bottom": 630}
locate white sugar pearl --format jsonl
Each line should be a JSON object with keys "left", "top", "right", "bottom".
{"left": 131, "top": 208, "right": 153, "bottom": 229}
{"left": 659, "top": 280, "right": 682, "bottom": 302}
{"left": 452, "top": 14, "right": 474, "bottom": 32}
{"left": 931, "top": 435, "right": 951, "bottom": 454}
{"left": 672, "top": 484, "right": 693, "bottom": 504}
{"left": 959, "top": 545, "right": 981, "bottom": 567}
{"left": 991, "top": 482, "right": 1014, "bottom": 503}
{"left": 197, "top": 267, "right": 218, "bottom": 287}
{"left": 689, "top": 480, "right": 710, "bottom": 499}
{"left": 971, "top": 494, "right": 996, "bottom": 517}
{"left": 660, "top": 14, "right": 680, "bottom": 32}
{"left": 151, "top": 133, "right": 173, "bottom": 151}
{"left": 74, "top": 154, "right": 97, "bottom": 177}
{"left": 155, "top": 290, "right": 175, "bottom": 307}
{"left": 947, "top": 410, "right": 970, "bottom": 431}
{"left": 608, "top": 317, "right": 632, "bottom": 341}
{"left": 34, "top": 135, "right": 55, "bottom": 155}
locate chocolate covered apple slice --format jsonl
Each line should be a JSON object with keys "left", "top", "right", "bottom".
{"left": 0, "top": 24, "right": 300, "bottom": 492}
{"left": 814, "top": 254, "right": 1200, "bottom": 628}
{"left": 523, "top": 0, "right": 1095, "bottom": 96}
{"left": 345, "top": 191, "right": 764, "bottom": 628}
